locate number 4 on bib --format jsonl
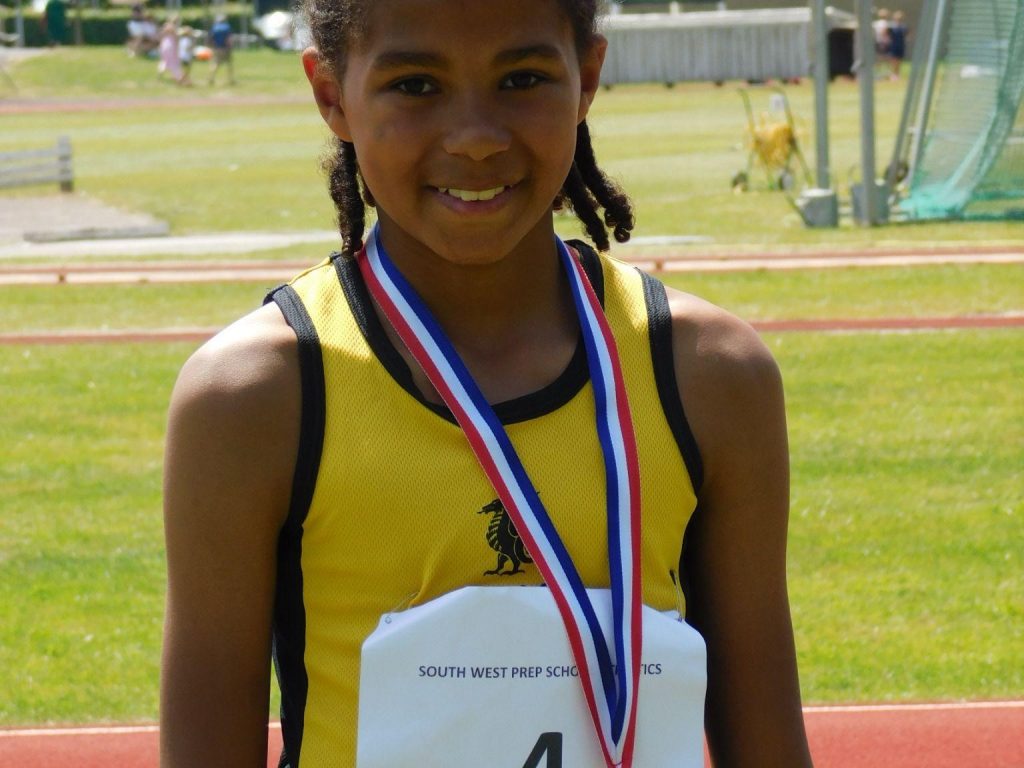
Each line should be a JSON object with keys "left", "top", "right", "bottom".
{"left": 522, "top": 732, "right": 562, "bottom": 768}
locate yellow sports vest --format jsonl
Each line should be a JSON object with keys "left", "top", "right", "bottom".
{"left": 266, "top": 243, "right": 703, "bottom": 767}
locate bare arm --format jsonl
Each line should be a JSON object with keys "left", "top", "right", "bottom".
{"left": 160, "top": 304, "right": 300, "bottom": 767}
{"left": 670, "top": 291, "right": 812, "bottom": 767}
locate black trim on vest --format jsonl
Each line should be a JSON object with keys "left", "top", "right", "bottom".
{"left": 639, "top": 271, "right": 704, "bottom": 493}
{"left": 638, "top": 271, "right": 705, "bottom": 617}
{"left": 264, "top": 284, "right": 325, "bottom": 768}
{"left": 333, "top": 243, "right": 606, "bottom": 426}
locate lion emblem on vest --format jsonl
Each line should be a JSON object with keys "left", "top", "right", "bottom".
{"left": 477, "top": 498, "right": 533, "bottom": 576}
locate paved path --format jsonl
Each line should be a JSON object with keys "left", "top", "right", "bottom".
{"left": 0, "top": 196, "right": 169, "bottom": 246}
{"left": 0, "top": 230, "right": 713, "bottom": 259}
{"left": 0, "top": 232, "right": 339, "bottom": 262}
{"left": 0, "top": 191, "right": 1018, "bottom": 264}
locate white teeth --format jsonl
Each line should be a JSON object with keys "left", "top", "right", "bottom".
{"left": 439, "top": 186, "right": 507, "bottom": 202}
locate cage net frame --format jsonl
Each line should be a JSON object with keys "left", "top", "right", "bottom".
{"left": 889, "top": 0, "right": 1024, "bottom": 221}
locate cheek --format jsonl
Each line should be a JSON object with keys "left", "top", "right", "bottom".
{"left": 524, "top": 88, "right": 582, "bottom": 152}
{"left": 353, "top": 118, "right": 422, "bottom": 182}
{"left": 368, "top": 114, "right": 416, "bottom": 145}
{"left": 528, "top": 109, "right": 579, "bottom": 182}
{"left": 353, "top": 139, "right": 425, "bottom": 214}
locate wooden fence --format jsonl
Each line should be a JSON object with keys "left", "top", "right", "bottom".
{"left": 0, "top": 136, "right": 74, "bottom": 193}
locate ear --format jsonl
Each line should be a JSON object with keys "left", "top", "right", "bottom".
{"left": 302, "top": 47, "right": 353, "bottom": 142}
{"left": 577, "top": 34, "right": 607, "bottom": 124}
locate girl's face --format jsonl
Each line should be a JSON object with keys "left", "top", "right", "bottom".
{"left": 306, "top": 0, "right": 604, "bottom": 267}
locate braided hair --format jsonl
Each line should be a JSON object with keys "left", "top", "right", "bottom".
{"left": 304, "top": 0, "right": 634, "bottom": 255}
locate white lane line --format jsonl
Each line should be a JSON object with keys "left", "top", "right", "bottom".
{"left": 0, "top": 725, "right": 159, "bottom": 737}
{"left": 0, "top": 232, "right": 342, "bottom": 260}
{"left": 805, "top": 700, "right": 1024, "bottom": 714}
{"left": 650, "top": 252, "right": 1024, "bottom": 272}
{"left": 0, "top": 722, "right": 281, "bottom": 738}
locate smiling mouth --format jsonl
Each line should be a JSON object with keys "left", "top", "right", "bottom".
{"left": 436, "top": 185, "right": 510, "bottom": 202}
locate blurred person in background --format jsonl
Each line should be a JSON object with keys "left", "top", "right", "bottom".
{"left": 872, "top": 7, "right": 890, "bottom": 79}
{"left": 127, "top": 4, "right": 159, "bottom": 57}
{"left": 207, "top": 14, "right": 235, "bottom": 86}
{"left": 178, "top": 25, "right": 197, "bottom": 86}
{"left": 42, "top": 0, "right": 67, "bottom": 46}
{"left": 887, "top": 11, "right": 908, "bottom": 80}
{"left": 158, "top": 18, "right": 185, "bottom": 85}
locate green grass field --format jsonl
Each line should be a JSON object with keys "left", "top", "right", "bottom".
{"left": 1, "top": 262, "right": 1023, "bottom": 331}
{"left": 2, "top": 324, "right": 1020, "bottom": 722}
{"left": 782, "top": 330, "right": 1023, "bottom": 702}
{"left": 3, "top": 47, "right": 1022, "bottom": 247}
{"left": 0, "top": 47, "right": 1021, "bottom": 725}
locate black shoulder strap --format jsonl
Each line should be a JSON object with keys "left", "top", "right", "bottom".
{"left": 263, "top": 283, "right": 324, "bottom": 767}
{"left": 264, "top": 284, "right": 326, "bottom": 525}
{"left": 637, "top": 271, "right": 706, "bottom": 619}
{"left": 638, "top": 271, "right": 704, "bottom": 493}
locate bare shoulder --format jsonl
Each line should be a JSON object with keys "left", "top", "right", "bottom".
{"left": 663, "top": 287, "right": 784, "bottom": 469}
{"left": 664, "top": 286, "right": 779, "bottom": 381}
{"left": 166, "top": 301, "right": 301, "bottom": 532}
{"left": 161, "top": 302, "right": 300, "bottom": 765}
{"left": 173, "top": 301, "right": 299, "bottom": 415}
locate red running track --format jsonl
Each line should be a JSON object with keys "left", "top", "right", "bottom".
{"left": 1, "top": 702, "right": 1022, "bottom": 767}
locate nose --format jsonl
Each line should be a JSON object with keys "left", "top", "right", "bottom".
{"left": 441, "top": 92, "right": 511, "bottom": 161}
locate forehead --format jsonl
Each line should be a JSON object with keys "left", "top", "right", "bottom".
{"left": 355, "top": 0, "right": 575, "bottom": 58}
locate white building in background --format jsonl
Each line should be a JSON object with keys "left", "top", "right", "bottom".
{"left": 600, "top": 7, "right": 856, "bottom": 85}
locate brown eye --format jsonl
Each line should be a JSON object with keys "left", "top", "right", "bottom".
{"left": 394, "top": 77, "right": 438, "bottom": 96}
{"left": 501, "top": 71, "right": 544, "bottom": 90}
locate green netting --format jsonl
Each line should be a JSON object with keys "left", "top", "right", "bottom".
{"left": 898, "top": 0, "right": 1024, "bottom": 220}
{"left": 967, "top": 85, "right": 1024, "bottom": 218}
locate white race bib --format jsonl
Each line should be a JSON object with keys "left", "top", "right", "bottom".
{"left": 357, "top": 586, "right": 706, "bottom": 767}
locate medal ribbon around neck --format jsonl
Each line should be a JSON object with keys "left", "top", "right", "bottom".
{"left": 358, "top": 225, "right": 642, "bottom": 768}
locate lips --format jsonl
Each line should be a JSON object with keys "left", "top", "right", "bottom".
{"left": 437, "top": 185, "right": 510, "bottom": 202}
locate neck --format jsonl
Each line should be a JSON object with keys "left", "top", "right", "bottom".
{"left": 370, "top": 215, "right": 582, "bottom": 402}
{"left": 374, "top": 215, "right": 576, "bottom": 356}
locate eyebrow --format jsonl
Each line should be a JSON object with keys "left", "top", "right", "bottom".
{"left": 370, "top": 51, "right": 446, "bottom": 72}
{"left": 370, "top": 44, "right": 563, "bottom": 72}
{"left": 494, "top": 44, "right": 564, "bottom": 66}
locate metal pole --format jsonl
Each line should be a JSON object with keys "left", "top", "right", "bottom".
{"left": 795, "top": 0, "right": 839, "bottom": 228}
{"left": 886, "top": 0, "right": 937, "bottom": 195}
{"left": 73, "top": 0, "right": 84, "bottom": 46}
{"left": 908, "top": 0, "right": 950, "bottom": 186}
{"left": 856, "top": 0, "right": 879, "bottom": 224}
{"left": 15, "top": 0, "right": 25, "bottom": 47}
{"left": 811, "top": 0, "right": 831, "bottom": 189}
{"left": 888, "top": 0, "right": 937, "bottom": 189}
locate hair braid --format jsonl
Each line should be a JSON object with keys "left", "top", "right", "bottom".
{"left": 565, "top": 121, "right": 635, "bottom": 247}
{"left": 326, "top": 137, "right": 369, "bottom": 256}
{"left": 562, "top": 159, "right": 611, "bottom": 252}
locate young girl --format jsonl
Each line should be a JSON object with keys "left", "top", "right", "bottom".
{"left": 157, "top": 18, "right": 184, "bottom": 85}
{"left": 177, "top": 26, "right": 196, "bottom": 87}
{"left": 160, "top": 1, "right": 813, "bottom": 766}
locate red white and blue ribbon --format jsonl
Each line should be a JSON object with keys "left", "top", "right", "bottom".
{"left": 358, "top": 225, "right": 642, "bottom": 768}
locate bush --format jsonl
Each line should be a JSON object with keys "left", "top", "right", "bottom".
{"left": 2, "top": 5, "right": 254, "bottom": 47}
